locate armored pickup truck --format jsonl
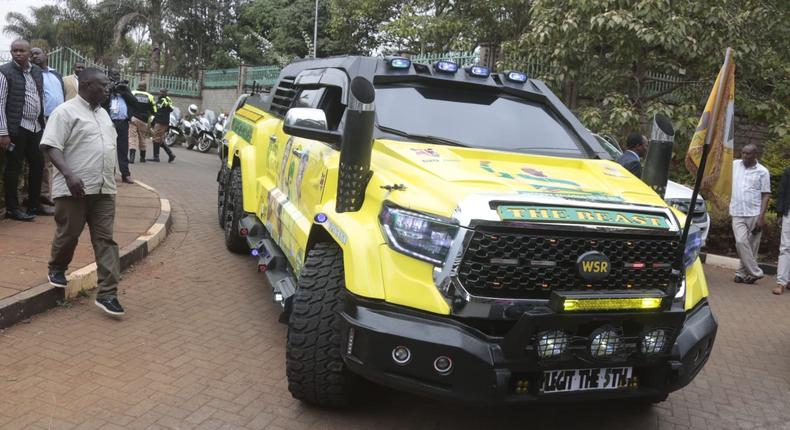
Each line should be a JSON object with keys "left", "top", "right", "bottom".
{"left": 217, "top": 55, "right": 717, "bottom": 407}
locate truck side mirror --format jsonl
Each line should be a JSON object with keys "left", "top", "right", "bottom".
{"left": 336, "top": 77, "right": 376, "bottom": 213}
{"left": 283, "top": 108, "right": 341, "bottom": 144}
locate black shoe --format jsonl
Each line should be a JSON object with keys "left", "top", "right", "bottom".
{"left": 28, "top": 206, "right": 55, "bottom": 216}
{"left": 95, "top": 297, "right": 125, "bottom": 316}
{"left": 140, "top": 151, "right": 146, "bottom": 163}
{"left": 744, "top": 275, "right": 762, "bottom": 284}
{"left": 40, "top": 196, "right": 55, "bottom": 206}
{"left": 122, "top": 176, "right": 135, "bottom": 184}
{"left": 5, "top": 208, "right": 35, "bottom": 221}
{"left": 168, "top": 153, "right": 176, "bottom": 163}
{"left": 48, "top": 271, "right": 67, "bottom": 288}
{"left": 148, "top": 157, "right": 160, "bottom": 162}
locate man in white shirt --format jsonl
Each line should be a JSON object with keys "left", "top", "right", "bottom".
{"left": 729, "top": 144, "right": 771, "bottom": 284}
{"left": 31, "top": 47, "right": 65, "bottom": 207}
{"left": 40, "top": 67, "right": 125, "bottom": 317}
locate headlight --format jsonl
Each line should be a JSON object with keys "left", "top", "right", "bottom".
{"left": 379, "top": 205, "right": 459, "bottom": 265}
{"left": 683, "top": 225, "right": 702, "bottom": 268}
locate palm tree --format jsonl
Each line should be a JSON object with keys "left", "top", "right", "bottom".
{"left": 3, "top": 5, "right": 62, "bottom": 48}
{"left": 99, "top": 0, "right": 166, "bottom": 73}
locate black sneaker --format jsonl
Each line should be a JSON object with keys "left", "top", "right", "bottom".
{"left": 168, "top": 153, "right": 176, "bottom": 163}
{"left": 95, "top": 297, "right": 125, "bottom": 316}
{"left": 48, "top": 271, "right": 67, "bottom": 288}
{"left": 744, "top": 275, "right": 762, "bottom": 284}
{"left": 734, "top": 275, "right": 745, "bottom": 283}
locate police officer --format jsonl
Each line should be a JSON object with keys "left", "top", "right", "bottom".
{"left": 149, "top": 88, "right": 175, "bottom": 162}
{"left": 129, "top": 82, "right": 156, "bottom": 163}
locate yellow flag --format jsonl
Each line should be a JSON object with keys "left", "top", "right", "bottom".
{"left": 685, "top": 50, "right": 735, "bottom": 211}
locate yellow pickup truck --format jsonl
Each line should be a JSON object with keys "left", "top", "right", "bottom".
{"left": 217, "top": 56, "right": 716, "bottom": 407}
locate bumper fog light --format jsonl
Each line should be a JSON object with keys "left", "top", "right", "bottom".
{"left": 392, "top": 346, "right": 411, "bottom": 365}
{"left": 536, "top": 330, "right": 569, "bottom": 359}
{"left": 641, "top": 328, "right": 669, "bottom": 355}
{"left": 590, "top": 327, "right": 622, "bottom": 359}
{"left": 433, "top": 356, "right": 453, "bottom": 375}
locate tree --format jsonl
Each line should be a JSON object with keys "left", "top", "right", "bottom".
{"left": 3, "top": 5, "right": 62, "bottom": 49}
{"left": 514, "top": 0, "right": 789, "bottom": 178}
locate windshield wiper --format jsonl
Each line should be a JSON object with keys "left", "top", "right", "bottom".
{"left": 377, "top": 125, "right": 467, "bottom": 148}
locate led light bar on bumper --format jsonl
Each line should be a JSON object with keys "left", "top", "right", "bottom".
{"left": 379, "top": 205, "right": 460, "bottom": 265}
{"left": 549, "top": 290, "right": 667, "bottom": 312}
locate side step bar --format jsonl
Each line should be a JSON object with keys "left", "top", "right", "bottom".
{"left": 239, "top": 214, "right": 297, "bottom": 319}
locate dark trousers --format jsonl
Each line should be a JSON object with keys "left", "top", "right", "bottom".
{"left": 49, "top": 194, "right": 120, "bottom": 299}
{"left": 114, "top": 120, "right": 130, "bottom": 178}
{"left": 3, "top": 128, "right": 43, "bottom": 210}
{"left": 151, "top": 123, "right": 173, "bottom": 159}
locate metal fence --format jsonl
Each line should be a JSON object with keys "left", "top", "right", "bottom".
{"left": 149, "top": 74, "right": 201, "bottom": 96}
{"left": 411, "top": 51, "right": 478, "bottom": 66}
{"left": 203, "top": 68, "right": 239, "bottom": 88}
{"left": 245, "top": 65, "right": 280, "bottom": 88}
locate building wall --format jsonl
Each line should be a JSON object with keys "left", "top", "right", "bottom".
{"left": 200, "top": 88, "right": 242, "bottom": 114}
{"left": 170, "top": 95, "right": 203, "bottom": 113}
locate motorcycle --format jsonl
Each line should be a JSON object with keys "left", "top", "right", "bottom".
{"left": 181, "top": 113, "right": 201, "bottom": 150}
{"left": 214, "top": 113, "right": 227, "bottom": 155}
{"left": 196, "top": 110, "right": 220, "bottom": 153}
{"left": 165, "top": 107, "right": 182, "bottom": 147}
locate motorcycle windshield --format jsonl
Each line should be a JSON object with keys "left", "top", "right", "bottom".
{"left": 204, "top": 110, "right": 217, "bottom": 126}
{"left": 171, "top": 107, "right": 182, "bottom": 122}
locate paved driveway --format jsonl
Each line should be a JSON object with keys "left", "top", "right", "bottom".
{"left": 1, "top": 148, "right": 789, "bottom": 430}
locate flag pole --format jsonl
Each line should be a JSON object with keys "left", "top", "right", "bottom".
{"left": 680, "top": 47, "right": 734, "bottom": 254}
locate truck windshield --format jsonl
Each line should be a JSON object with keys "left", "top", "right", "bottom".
{"left": 374, "top": 84, "right": 589, "bottom": 158}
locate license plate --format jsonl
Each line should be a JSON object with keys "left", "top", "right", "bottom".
{"left": 541, "top": 367, "right": 634, "bottom": 394}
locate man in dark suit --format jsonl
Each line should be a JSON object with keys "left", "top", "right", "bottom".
{"left": 616, "top": 133, "right": 649, "bottom": 178}
{"left": 31, "top": 46, "right": 65, "bottom": 208}
{"left": 0, "top": 39, "right": 48, "bottom": 221}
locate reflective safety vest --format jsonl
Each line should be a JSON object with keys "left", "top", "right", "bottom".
{"left": 133, "top": 90, "right": 157, "bottom": 121}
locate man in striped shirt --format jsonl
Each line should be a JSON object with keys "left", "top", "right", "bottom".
{"left": 0, "top": 39, "right": 51, "bottom": 221}
{"left": 730, "top": 144, "right": 771, "bottom": 284}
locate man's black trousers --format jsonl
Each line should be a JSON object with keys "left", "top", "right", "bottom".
{"left": 113, "top": 120, "right": 130, "bottom": 178}
{"left": 3, "top": 128, "right": 43, "bottom": 211}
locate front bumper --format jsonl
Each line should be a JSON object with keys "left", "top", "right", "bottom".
{"left": 340, "top": 295, "right": 717, "bottom": 404}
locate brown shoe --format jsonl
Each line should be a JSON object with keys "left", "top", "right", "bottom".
{"left": 773, "top": 284, "right": 785, "bottom": 295}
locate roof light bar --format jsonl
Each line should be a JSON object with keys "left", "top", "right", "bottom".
{"left": 389, "top": 57, "right": 411, "bottom": 69}
{"left": 435, "top": 60, "right": 459, "bottom": 74}
{"left": 505, "top": 70, "right": 528, "bottom": 83}
{"left": 466, "top": 65, "right": 490, "bottom": 78}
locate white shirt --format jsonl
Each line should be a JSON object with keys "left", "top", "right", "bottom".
{"left": 39, "top": 96, "right": 118, "bottom": 198}
{"left": 730, "top": 159, "right": 770, "bottom": 217}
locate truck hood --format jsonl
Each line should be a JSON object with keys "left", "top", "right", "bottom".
{"left": 373, "top": 140, "right": 669, "bottom": 213}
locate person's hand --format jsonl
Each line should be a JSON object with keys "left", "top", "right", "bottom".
{"left": 65, "top": 174, "right": 85, "bottom": 198}
{"left": 0, "top": 135, "right": 10, "bottom": 151}
{"left": 757, "top": 216, "right": 766, "bottom": 229}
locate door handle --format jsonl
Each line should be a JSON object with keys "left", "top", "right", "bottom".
{"left": 269, "top": 135, "right": 277, "bottom": 143}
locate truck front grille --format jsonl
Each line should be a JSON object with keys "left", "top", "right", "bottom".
{"left": 456, "top": 227, "right": 680, "bottom": 299}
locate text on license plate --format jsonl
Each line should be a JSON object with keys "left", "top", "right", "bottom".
{"left": 541, "top": 367, "right": 633, "bottom": 393}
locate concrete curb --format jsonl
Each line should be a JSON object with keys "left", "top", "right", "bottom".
{"left": 0, "top": 181, "right": 172, "bottom": 329}
{"left": 701, "top": 252, "right": 778, "bottom": 276}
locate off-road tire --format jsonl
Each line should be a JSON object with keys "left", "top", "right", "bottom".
{"left": 286, "top": 243, "right": 354, "bottom": 407}
{"left": 223, "top": 167, "right": 247, "bottom": 253}
{"left": 217, "top": 164, "right": 229, "bottom": 229}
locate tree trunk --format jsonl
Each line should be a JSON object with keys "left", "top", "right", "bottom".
{"left": 149, "top": 0, "right": 164, "bottom": 73}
